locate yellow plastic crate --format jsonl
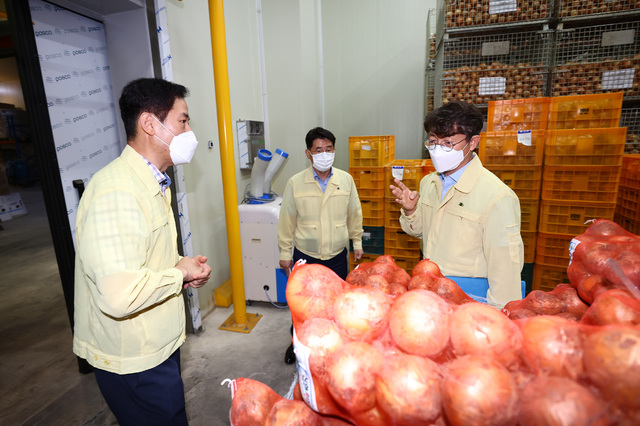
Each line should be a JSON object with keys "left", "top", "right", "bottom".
{"left": 522, "top": 231, "right": 537, "bottom": 264}
{"left": 393, "top": 255, "right": 422, "bottom": 275}
{"left": 532, "top": 263, "right": 569, "bottom": 293}
{"left": 384, "top": 198, "right": 403, "bottom": 229}
{"left": 621, "top": 154, "right": 640, "bottom": 188}
{"left": 538, "top": 200, "right": 616, "bottom": 235}
{"left": 350, "top": 167, "right": 385, "bottom": 198}
{"left": 548, "top": 93, "right": 623, "bottom": 130}
{"left": 541, "top": 165, "right": 621, "bottom": 203}
{"left": 384, "top": 228, "right": 421, "bottom": 252}
{"left": 521, "top": 199, "right": 540, "bottom": 233}
{"left": 384, "top": 160, "right": 425, "bottom": 198}
{"left": 544, "top": 128, "right": 627, "bottom": 166}
{"left": 535, "top": 232, "right": 574, "bottom": 268}
{"left": 487, "top": 97, "right": 550, "bottom": 131}
{"left": 349, "top": 135, "right": 395, "bottom": 167}
{"left": 349, "top": 252, "right": 377, "bottom": 272}
{"left": 488, "top": 165, "right": 542, "bottom": 200}
{"left": 479, "top": 130, "right": 545, "bottom": 166}
{"left": 360, "top": 198, "right": 385, "bottom": 227}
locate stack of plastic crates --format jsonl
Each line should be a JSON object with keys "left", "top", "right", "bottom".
{"left": 381, "top": 159, "right": 433, "bottom": 273}
{"left": 536, "top": 93, "right": 626, "bottom": 291}
{"left": 481, "top": 97, "right": 548, "bottom": 267}
{"left": 615, "top": 154, "right": 640, "bottom": 235}
{"left": 348, "top": 135, "right": 394, "bottom": 270}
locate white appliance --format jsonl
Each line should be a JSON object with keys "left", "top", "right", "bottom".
{"left": 238, "top": 197, "right": 287, "bottom": 303}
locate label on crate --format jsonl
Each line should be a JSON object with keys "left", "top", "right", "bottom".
{"left": 392, "top": 166, "right": 405, "bottom": 180}
{"left": 517, "top": 130, "right": 532, "bottom": 146}
{"left": 489, "top": 0, "right": 517, "bottom": 14}
{"left": 602, "top": 69, "right": 635, "bottom": 90}
{"left": 601, "top": 29, "right": 634, "bottom": 46}
{"left": 293, "top": 329, "right": 318, "bottom": 411}
{"left": 482, "top": 41, "right": 510, "bottom": 56}
{"left": 479, "top": 77, "right": 506, "bottom": 95}
{"left": 361, "top": 144, "right": 372, "bottom": 151}
{"left": 363, "top": 231, "right": 371, "bottom": 241}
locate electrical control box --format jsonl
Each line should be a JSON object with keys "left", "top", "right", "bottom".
{"left": 236, "top": 120, "right": 265, "bottom": 170}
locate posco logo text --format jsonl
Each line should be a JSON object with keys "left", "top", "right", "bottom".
{"left": 56, "top": 142, "right": 72, "bottom": 152}
{"left": 73, "top": 114, "right": 88, "bottom": 123}
{"left": 35, "top": 30, "right": 53, "bottom": 37}
{"left": 55, "top": 74, "right": 71, "bottom": 82}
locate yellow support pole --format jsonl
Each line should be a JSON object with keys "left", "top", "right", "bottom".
{"left": 209, "top": 0, "right": 261, "bottom": 333}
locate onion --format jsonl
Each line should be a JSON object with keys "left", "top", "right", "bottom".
{"left": 229, "top": 378, "right": 282, "bottom": 425}
{"left": 375, "top": 353, "right": 442, "bottom": 425}
{"left": 525, "top": 290, "right": 563, "bottom": 315}
{"left": 368, "top": 263, "right": 396, "bottom": 283}
{"left": 373, "top": 254, "right": 397, "bottom": 266}
{"left": 583, "top": 325, "right": 640, "bottom": 411}
{"left": 326, "top": 341, "right": 383, "bottom": 414}
{"left": 265, "top": 399, "right": 320, "bottom": 426}
{"left": 584, "top": 219, "right": 629, "bottom": 238}
{"left": 517, "top": 376, "right": 610, "bottom": 426}
{"left": 388, "top": 283, "right": 407, "bottom": 296}
{"left": 391, "top": 268, "right": 411, "bottom": 288}
{"left": 450, "top": 302, "right": 522, "bottom": 368}
{"left": 407, "top": 273, "right": 439, "bottom": 291}
{"left": 286, "top": 264, "right": 345, "bottom": 322}
{"left": 441, "top": 355, "right": 518, "bottom": 426}
{"left": 605, "top": 250, "right": 640, "bottom": 290}
{"left": 346, "top": 268, "right": 368, "bottom": 286}
{"left": 581, "top": 289, "right": 640, "bottom": 326}
{"left": 389, "top": 289, "right": 452, "bottom": 358}
{"left": 412, "top": 259, "right": 442, "bottom": 276}
{"left": 333, "top": 287, "right": 392, "bottom": 341}
{"left": 508, "top": 308, "right": 537, "bottom": 320}
{"left": 517, "top": 315, "right": 584, "bottom": 379}
{"left": 430, "top": 277, "right": 476, "bottom": 305}
{"left": 554, "top": 285, "right": 588, "bottom": 319}
{"left": 296, "top": 317, "right": 347, "bottom": 379}
{"left": 582, "top": 241, "right": 621, "bottom": 275}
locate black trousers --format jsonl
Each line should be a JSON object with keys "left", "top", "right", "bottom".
{"left": 93, "top": 349, "right": 188, "bottom": 426}
{"left": 293, "top": 247, "right": 348, "bottom": 280}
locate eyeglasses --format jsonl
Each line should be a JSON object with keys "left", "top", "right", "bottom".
{"left": 424, "top": 136, "right": 468, "bottom": 152}
{"left": 309, "top": 146, "right": 335, "bottom": 154}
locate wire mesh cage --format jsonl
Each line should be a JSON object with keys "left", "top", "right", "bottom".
{"left": 620, "top": 107, "right": 640, "bottom": 153}
{"left": 440, "top": 30, "right": 553, "bottom": 105}
{"left": 443, "top": 0, "right": 552, "bottom": 29}
{"left": 559, "top": 0, "right": 640, "bottom": 19}
{"left": 552, "top": 21, "right": 640, "bottom": 98}
{"left": 427, "top": 8, "right": 437, "bottom": 68}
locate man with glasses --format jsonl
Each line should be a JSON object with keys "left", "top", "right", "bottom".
{"left": 278, "top": 127, "right": 364, "bottom": 363}
{"left": 390, "top": 101, "right": 523, "bottom": 308}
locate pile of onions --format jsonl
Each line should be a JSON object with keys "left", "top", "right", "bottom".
{"left": 345, "top": 255, "right": 410, "bottom": 295}
{"left": 503, "top": 284, "right": 588, "bottom": 321}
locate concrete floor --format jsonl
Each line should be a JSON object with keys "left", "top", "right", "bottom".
{"left": 0, "top": 184, "right": 297, "bottom": 425}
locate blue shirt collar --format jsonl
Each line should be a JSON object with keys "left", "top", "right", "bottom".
{"left": 312, "top": 167, "right": 333, "bottom": 193}
{"left": 140, "top": 154, "right": 172, "bottom": 196}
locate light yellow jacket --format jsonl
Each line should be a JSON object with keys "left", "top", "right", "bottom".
{"left": 400, "top": 155, "right": 524, "bottom": 307}
{"left": 73, "top": 144, "right": 185, "bottom": 374}
{"left": 278, "top": 166, "right": 363, "bottom": 261}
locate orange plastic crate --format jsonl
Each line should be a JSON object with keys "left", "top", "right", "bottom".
{"left": 548, "top": 93, "right": 623, "bottom": 130}
{"left": 384, "top": 160, "right": 425, "bottom": 198}
{"left": 544, "top": 128, "right": 627, "bottom": 166}
{"left": 488, "top": 165, "right": 542, "bottom": 200}
{"left": 532, "top": 263, "right": 569, "bottom": 293}
{"left": 615, "top": 212, "right": 640, "bottom": 236}
{"left": 384, "top": 229, "right": 421, "bottom": 260}
{"left": 535, "top": 232, "right": 575, "bottom": 268}
{"left": 538, "top": 200, "right": 616, "bottom": 235}
{"left": 479, "top": 130, "right": 545, "bottom": 166}
{"left": 522, "top": 231, "right": 537, "bottom": 264}
{"left": 360, "top": 197, "right": 385, "bottom": 227}
{"left": 487, "top": 98, "right": 550, "bottom": 131}
{"left": 393, "top": 255, "right": 422, "bottom": 275}
{"left": 616, "top": 186, "right": 640, "bottom": 222}
{"left": 541, "top": 165, "right": 621, "bottom": 203}
{"left": 423, "top": 159, "right": 436, "bottom": 176}
{"left": 621, "top": 154, "right": 640, "bottom": 188}
{"left": 349, "top": 135, "right": 395, "bottom": 167}
{"left": 349, "top": 252, "right": 377, "bottom": 271}
{"left": 384, "top": 198, "right": 403, "bottom": 229}
{"left": 350, "top": 167, "right": 385, "bottom": 198}
{"left": 521, "top": 199, "right": 540, "bottom": 233}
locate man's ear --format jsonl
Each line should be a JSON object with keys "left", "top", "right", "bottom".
{"left": 139, "top": 112, "right": 156, "bottom": 136}
{"left": 469, "top": 134, "right": 480, "bottom": 151}
{"left": 305, "top": 149, "right": 312, "bottom": 162}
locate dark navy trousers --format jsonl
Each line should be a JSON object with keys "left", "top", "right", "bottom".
{"left": 93, "top": 349, "right": 188, "bottom": 426}
{"left": 293, "top": 247, "right": 348, "bottom": 280}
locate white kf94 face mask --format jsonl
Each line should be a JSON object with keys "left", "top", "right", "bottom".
{"left": 429, "top": 143, "right": 471, "bottom": 173}
{"left": 312, "top": 151, "right": 335, "bottom": 172}
{"left": 153, "top": 116, "right": 199, "bottom": 165}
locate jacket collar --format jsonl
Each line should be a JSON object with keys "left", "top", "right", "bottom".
{"left": 452, "top": 154, "right": 482, "bottom": 194}
{"left": 121, "top": 144, "right": 163, "bottom": 197}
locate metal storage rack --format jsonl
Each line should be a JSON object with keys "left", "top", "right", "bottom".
{"left": 621, "top": 106, "right": 640, "bottom": 153}
{"left": 553, "top": 20, "right": 640, "bottom": 99}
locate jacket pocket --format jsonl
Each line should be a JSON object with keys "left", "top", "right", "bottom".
{"left": 295, "top": 221, "right": 319, "bottom": 253}
{"left": 331, "top": 220, "right": 349, "bottom": 252}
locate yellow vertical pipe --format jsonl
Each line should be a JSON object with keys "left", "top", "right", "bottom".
{"left": 208, "top": 0, "right": 247, "bottom": 326}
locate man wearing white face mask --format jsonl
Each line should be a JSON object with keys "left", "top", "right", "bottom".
{"left": 390, "top": 101, "right": 523, "bottom": 308}
{"left": 73, "top": 78, "right": 212, "bottom": 425}
{"left": 278, "top": 127, "right": 364, "bottom": 363}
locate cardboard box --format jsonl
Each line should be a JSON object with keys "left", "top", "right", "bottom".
{"left": 0, "top": 193, "right": 28, "bottom": 222}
